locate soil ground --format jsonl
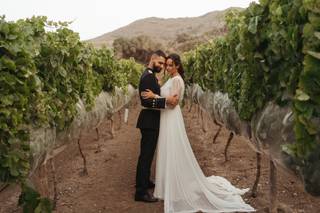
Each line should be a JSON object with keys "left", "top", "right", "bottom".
{"left": 1, "top": 97, "right": 320, "bottom": 213}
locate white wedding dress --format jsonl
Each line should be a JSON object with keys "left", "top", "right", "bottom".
{"left": 154, "top": 75, "right": 255, "bottom": 213}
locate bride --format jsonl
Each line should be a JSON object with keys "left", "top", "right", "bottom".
{"left": 141, "top": 53, "right": 255, "bottom": 213}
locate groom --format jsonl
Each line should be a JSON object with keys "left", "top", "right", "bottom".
{"left": 135, "top": 50, "right": 178, "bottom": 202}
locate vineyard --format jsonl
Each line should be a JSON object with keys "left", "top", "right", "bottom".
{"left": 183, "top": 0, "right": 320, "bottom": 199}
{"left": 0, "top": 16, "right": 142, "bottom": 212}
{"left": 1, "top": 0, "right": 320, "bottom": 212}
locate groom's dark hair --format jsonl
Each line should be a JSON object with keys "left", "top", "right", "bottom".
{"left": 153, "top": 49, "right": 166, "bottom": 58}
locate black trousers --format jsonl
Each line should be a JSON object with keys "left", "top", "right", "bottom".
{"left": 135, "top": 128, "right": 159, "bottom": 195}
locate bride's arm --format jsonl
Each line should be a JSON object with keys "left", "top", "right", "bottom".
{"left": 141, "top": 89, "right": 159, "bottom": 99}
{"left": 141, "top": 89, "right": 178, "bottom": 107}
{"left": 170, "top": 78, "right": 183, "bottom": 102}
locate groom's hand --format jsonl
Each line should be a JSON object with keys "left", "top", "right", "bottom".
{"left": 166, "top": 95, "right": 179, "bottom": 108}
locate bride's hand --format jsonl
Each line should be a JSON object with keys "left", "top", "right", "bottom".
{"left": 141, "top": 89, "right": 155, "bottom": 99}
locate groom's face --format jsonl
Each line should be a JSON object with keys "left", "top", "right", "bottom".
{"left": 152, "top": 56, "right": 165, "bottom": 73}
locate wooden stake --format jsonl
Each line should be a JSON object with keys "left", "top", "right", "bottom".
{"left": 224, "top": 132, "right": 234, "bottom": 162}
{"left": 251, "top": 152, "right": 261, "bottom": 198}
{"left": 77, "top": 137, "right": 88, "bottom": 176}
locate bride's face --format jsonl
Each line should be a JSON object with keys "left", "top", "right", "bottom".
{"left": 166, "top": 58, "right": 177, "bottom": 76}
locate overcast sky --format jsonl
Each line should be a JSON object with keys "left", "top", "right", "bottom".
{"left": 2, "top": 0, "right": 258, "bottom": 40}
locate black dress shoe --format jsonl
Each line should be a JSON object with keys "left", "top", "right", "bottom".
{"left": 135, "top": 193, "right": 158, "bottom": 203}
{"left": 148, "top": 181, "right": 155, "bottom": 189}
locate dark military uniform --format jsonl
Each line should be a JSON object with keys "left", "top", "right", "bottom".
{"left": 135, "top": 68, "right": 166, "bottom": 196}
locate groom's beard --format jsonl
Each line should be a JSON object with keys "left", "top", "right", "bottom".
{"left": 153, "top": 66, "right": 162, "bottom": 73}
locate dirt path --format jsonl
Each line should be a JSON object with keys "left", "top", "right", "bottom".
{"left": 1, "top": 97, "right": 320, "bottom": 213}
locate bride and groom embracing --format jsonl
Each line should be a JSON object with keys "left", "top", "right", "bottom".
{"left": 135, "top": 50, "right": 255, "bottom": 213}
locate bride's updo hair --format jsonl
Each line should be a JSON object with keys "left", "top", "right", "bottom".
{"left": 167, "top": 53, "right": 185, "bottom": 81}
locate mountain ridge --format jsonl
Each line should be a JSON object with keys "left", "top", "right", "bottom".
{"left": 87, "top": 7, "right": 243, "bottom": 53}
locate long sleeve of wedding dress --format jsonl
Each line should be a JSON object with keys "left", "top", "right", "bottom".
{"left": 170, "top": 76, "right": 185, "bottom": 103}
{"left": 154, "top": 75, "right": 255, "bottom": 213}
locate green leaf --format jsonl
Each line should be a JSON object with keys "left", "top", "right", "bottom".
{"left": 1, "top": 95, "right": 14, "bottom": 106}
{"left": 303, "top": 23, "right": 314, "bottom": 38}
{"left": 19, "top": 184, "right": 41, "bottom": 212}
{"left": 275, "top": 6, "right": 283, "bottom": 16}
{"left": 248, "top": 16, "right": 259, "bottom": 34}
{"left": 34, "top": 198, "right": 52, "bottom": 213}
{"left": 1, "top": 57, "right": 16, "bottom": 70}
{"left": 282, "top": 144, "right": 297, "bottom": 157}
{"left": 295, "top": 89, "right": 310, "bottom": 101}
